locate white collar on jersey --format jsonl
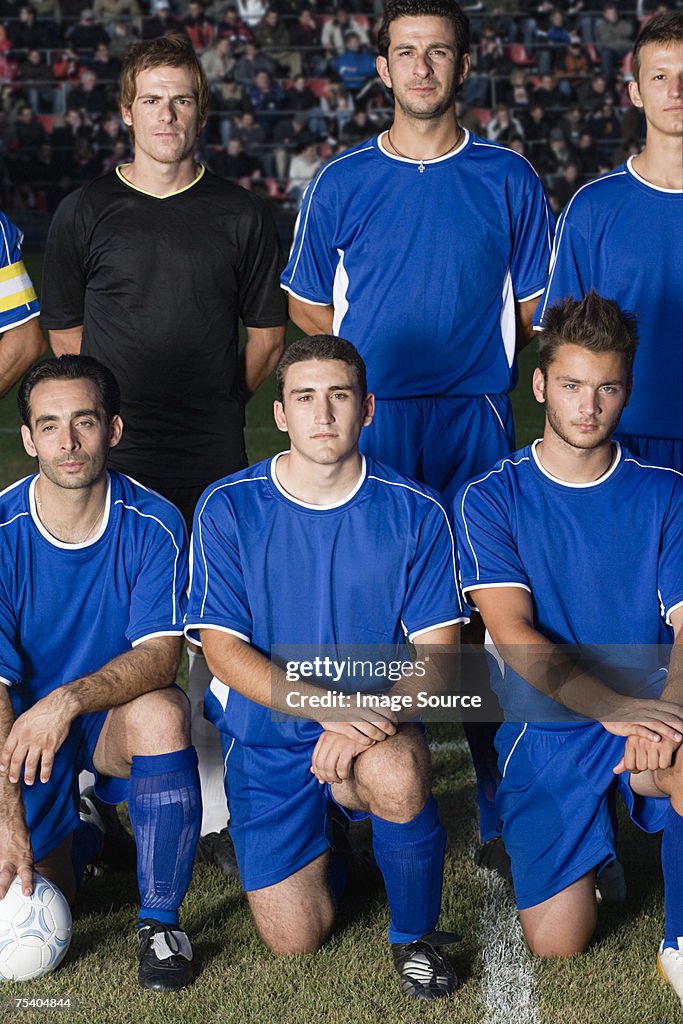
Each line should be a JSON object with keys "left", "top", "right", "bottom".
{"left": 531, "top": 439, "right": 622, "bottom": 489}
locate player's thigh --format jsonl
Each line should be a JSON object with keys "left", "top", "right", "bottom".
{"left": 519, "top": 872, "right": 597, "bottom": 957}
{"left": 246, "top": 851, "right": 334, "bottom": 955}
{"left": 334, "top": 723, "right": 431, "bottom": 820}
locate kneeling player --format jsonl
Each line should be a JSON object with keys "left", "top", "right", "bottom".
{"left": 0, "top": 357, "right": 201, "bottom": 991}
{"left": 185, "top": 336, "right": 467, "bottom": 1000}
{"left": 455, "top": 293, "right": 683, "bottom": 1002}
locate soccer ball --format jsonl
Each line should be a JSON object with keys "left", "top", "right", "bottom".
{"left": 0, "top": 874, "right": 72, "bottom": 981}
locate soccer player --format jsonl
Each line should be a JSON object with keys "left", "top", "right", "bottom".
{"left": 0, "top": 212, "right": 46, "bottom": 397}
{"left": 40, "top": 33, "right": 287, "bottom": 873}
{"left": 185, "top": 336, "right": 468, "bottom": 1000}
{"left": 0, "top": 356, "right": 201, "bottom": 991}
{"left": 535, "top": 11, "right": 683, "bottom": 470}
{"left": 454, "top": 292, "right": 683, "bottom": 1001}
{"left": 280, "top": 0, "right": 553, "bottom": 864}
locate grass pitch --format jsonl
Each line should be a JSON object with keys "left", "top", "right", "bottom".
{"left": 0, "top": 255, "right": 676, "bottom": 1024}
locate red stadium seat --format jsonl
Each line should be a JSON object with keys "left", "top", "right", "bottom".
{"left": 506, "top": 43, "right": 536, "bottom": 67}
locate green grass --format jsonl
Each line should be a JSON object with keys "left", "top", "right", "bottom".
{"left": 0, "top": 257, "right": 673, "bottom": 1024}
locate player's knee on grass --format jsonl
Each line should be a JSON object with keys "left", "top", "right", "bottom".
{"left": 246, "top": 854, "right": 334, "bottom": 955}
{"left": 353, "top": 724, "right": 431, "bottom": 822}
{"left": 519, "top": 873, "right": 597, "bottom": 958}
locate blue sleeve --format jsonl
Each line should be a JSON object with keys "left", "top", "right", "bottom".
{"left": 402, "top": 499, "right": 469, "bottom": 639}
{"left": 0, "top": 575, "right": 22, "bottom": 688}
{"left": 659, "top": 480, "right": 683, "bottom": 626}
{"left": 280, "top": 170, "right": 338, "bottom": 304}
{"left": 510, "top": 170, "right": 554, "bottom": 302}
{"left": 534, "top": 203, "right": 590, "bottom": 328}
{"left": 126, "top": 507, "right": 188, "bottom": 645}
{"left": 455, "top": 470, "right": 531, "bottom": 601}
{"left": 184, "top": 485, "right": 253, "bottom": 645}
{"left": 0, "top": 213, "right": 40, "bottom": 332}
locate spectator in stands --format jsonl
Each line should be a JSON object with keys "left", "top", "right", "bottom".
{"left": 68, "top": 66, "right": 107, "bottom": 119}
{"left": 9, "top": 5, "right": 50, "bottom": 50}
{"left": 539, "top": 124, "right": 576, "bottom": 177}
{"left": 533, "top": 69, "right": 566, "bottom": 107}
{"left": 100, "top": 135, "right": 128, "bottom": 172}
{"left": 594, "top": 2, "right": 634, "bottom": 80}
{"left": 543, "top": 7, "right": 571, "bottom": 70}
{"left": 284, "top": 72, "right": 325, "bottom": 136}
{"left": 289, "top": 6, "right": 324, "bottom": 77}
{"left": 501, "top": 66, "right": 531, "bottom": 109}
{"left": 319, "top": 76, "right": 353, "bottom": 137}
{"left": 246, "top": 68, "right": 283, "bottom": 137}
{"left": 322, "top": 5, "right": 371, "bottom": 59}
{"left": 576, "top": 69, "right": 618, "bottom": 112}
{"left": 109, "top": 17, "right": 138, "bottom": 58}
{"left": 550, "top": 158, "right": 579, "bottom": 207}
{"left": 212, "top": 133, "right": 263, "bottom": 183}
{"left": 233, "top": 105, "right": 265, "bottom": 152}
{"left": 216, "top": 5, "right": 252, "bottom": 52}
{"left": 142, "top": 0, "right": 181, "bottom": 41}
{"left": 286, "top": 138, "right": 320, "bottom": 207}
{"left": 18, "top": 47, "right": 60, "bottom": 112}
{"left": 8, "top": 102, "right": 46, "bottom": 182}
{"left": 462, "top": 21, "right": 506, "bottom": 105}
{"left": 560, "top": 101, "right": 584, "bottom": 144}
{"left": 522, "top": 99, "right": 551, "bottom": 145}
{"left": 555, "top": 40, "right": 591, "bottom": 96}
{"left": 182, "top": 1, "right": 216, "bottom": 52}
{"left": 68, "top": 132, "right": 99, "bottom": 182}
{"left": 233, "top": 39, "right": 275, "bottom": 87}
{"left": 50, "top": 104, "right": 92, "bottom": 161}
{"left": 585, "top": 92, "right": 621, "bottom": 154}
{"left": 340, "top": 105, "right": 375, "bottom": 144}
{"left": 89, "top": 41, "right": 121, "bottom": 106}
{"left": 522, "top": 0, "right": 556, "bottom": 58}
{"left": 271, "top": 109, "right": 307, "bottom": 178}
{"left": 93, "top": 109, "right": 127, "bottom": 160}
{"left": 67, "top": 8, "right": 110, "bottom": 53}
{"left": 92, "top": 0, "right": 140, "bottom": 34}
{"left": 254, "top": 6, "right": 300, "bottom": 76}
{"left": 201, "top": 35, "right": 235, "bottom": 83}
{"left": 332, "top": 32, "right": 376, "bottom": 96}
{"left": 487, "top": 102, "right": 525, "bottom": 143}
{"left": 575, "top": 127, "right": 600, "bottom": 175}
{"left": 31, "top": 0, "right": 61, "bottom": 38}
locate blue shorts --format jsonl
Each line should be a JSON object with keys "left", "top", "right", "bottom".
{"left": 23, "top": 710, "right": 128, "bottom": 863}
{"left": 221, "top": 732, "right": 367, "bottom": 892}
{"left": 495, "top": 722, "right": 669, "bottom": 910}
{"left": 615, "top": 433, "right": 683, "bottom": 474}
{"left": 359, "top": 395, "right": 514, "bottom": 506}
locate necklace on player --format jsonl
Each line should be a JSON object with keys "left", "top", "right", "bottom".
{"left": 386, "top": 129, "right": 462, "bottom": 172}
{"left": 35, "top": 484, "right": 105, "bottom": 544}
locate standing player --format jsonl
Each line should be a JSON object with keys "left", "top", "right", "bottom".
{"left": 0, "top": 356, "right": 201, "bottom": 991}
{"left": 40, "top": 34, "right": 287, "bottom": 873}
{"left": 0, "top": 212, "right": 46, "bottom": 397}
{"left": 281, "top": 0, "right": 553, "bottom": 866}
{"left": 455, "top": 293, "right": 683, "bottom": 1002}
{"left": 536, "top": 11, "right": 683, "bottom": 470}
{"left": 185, "top": 336, "right": 468, "bottom": 1000}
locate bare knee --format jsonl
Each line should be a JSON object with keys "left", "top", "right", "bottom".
{"left": 524, "top": 930, "right": 591, "bottom": 958}
{"left": 354, "top": 725, "right": 431, "bottom": 821}
{"left": 520, "top": 874, "right": 597, "bottom": 959}
{"left": 123, "top": 687, "right": 191, "bottom": 756}
{"left": 246, "top": 854, "right": 334, "bottom": 955}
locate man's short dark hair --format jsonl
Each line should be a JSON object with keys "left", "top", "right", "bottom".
{"left": 18, "top": 356, "right": 121, "bottom": 427}
{"left": 632, "top": 10, "right": 683, "bottom": 83}
{"left": 538, "top": 291, "right": 639, "bottom": 388}
{"left": 276, "top": 336, "right": 367, "bottom": 402}
{"left": 378, "top": 0, "right": 470, "bottom": 60}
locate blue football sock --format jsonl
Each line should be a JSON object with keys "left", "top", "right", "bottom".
{"left": 71, "top": 820, "right": 102, "bottom": 887}
{"left": 371, "top": 795, "right": 446, "bottom": 944}
{"left": 128, "top": 747, "right": 202, "bottom": 929}
{"left": 463, "top": 721, "right": 502, "bottom": 843}
{"left": 662, "top": 803, "right": 683, "bottom": 949}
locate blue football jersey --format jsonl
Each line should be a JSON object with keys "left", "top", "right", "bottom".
{"left": 534, "top": 158, "right": 683, "bottom": 441}
{"left": 185, "top": 454, "right": 468, "bottom": 746}
{"left": 0, "top": 472, "right": 188, "bottom": 716}
{"left": 0, "top": 213, "right": 40, "bottom": 332}
{"left": 455, "top": 442, "right": 683, "bottom": 721}
{"left": 281, "top": 132, "right": 553, "bottom": 400}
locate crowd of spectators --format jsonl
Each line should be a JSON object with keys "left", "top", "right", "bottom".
{"left": 0, "top": 0, "right": 677, "bottom": 217}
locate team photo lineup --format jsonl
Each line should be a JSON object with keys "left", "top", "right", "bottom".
{"left": 0, "top": 0, "right": 681, "bottom": 1017}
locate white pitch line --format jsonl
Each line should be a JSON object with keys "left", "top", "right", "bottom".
{"left": 477, "top": 858, "right": 540, "bottom": 1024}
{"left": 428, "top": 739, "right": 470, "bottom": 753}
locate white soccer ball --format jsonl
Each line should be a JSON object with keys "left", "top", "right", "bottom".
{"left": 0, "top": 874, "right": 72, "bottom": 981}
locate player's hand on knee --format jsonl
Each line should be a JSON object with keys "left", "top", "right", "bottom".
{"left": 320, "top": 709, "right": 397, "bottom": 744}
{"left": 603, "top": 698, "right": 683, "bottom": 745}
{"left": 614, "top": 734, "right": 680, "bottom": 775}
{"left": 0, "top": 694, "right": 73, "bottom": 785}
{"left": 310, "top": 731, "right": 372, "bottom": 784}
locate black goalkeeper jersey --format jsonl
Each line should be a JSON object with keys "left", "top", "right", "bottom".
{"left": 41, "top": 167, "right": 286, "bottom": 488}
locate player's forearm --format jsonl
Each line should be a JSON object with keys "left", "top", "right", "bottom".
{"left": 202, "top": 630, "right": 301, "bottom": 713}
{"left": 48, "top": 326, "right": 83, "bottom": 357}
{"left": 240, "top": 324, "right": 286, "bottom": 399}
{"left": 660, "top": 630, "right": 683, "bottom": 707}
{"left": 56, "top": 636, "right": 182, "bottom": 721}
{"left": 0, "top": 687, "right": 29, "bottom": 852}
{"left": 515, "top": 295, "right": 540, "bottom": 353}
{"left": 0, "top": 319, "right": 47, "bottom": 398}
{"left": 287, "top": 295, "right": 334, "bottom": 336}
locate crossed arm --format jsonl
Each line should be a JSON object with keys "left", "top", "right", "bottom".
{"left": 472, "top": 585, "right": 683, "bottom": 772}
{"left": 0, "top": 318, "right": 47, "bottom": 398}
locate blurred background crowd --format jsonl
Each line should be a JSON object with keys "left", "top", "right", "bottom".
{"left": 0, "top": 0, "right": 679, "bottom": 240}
